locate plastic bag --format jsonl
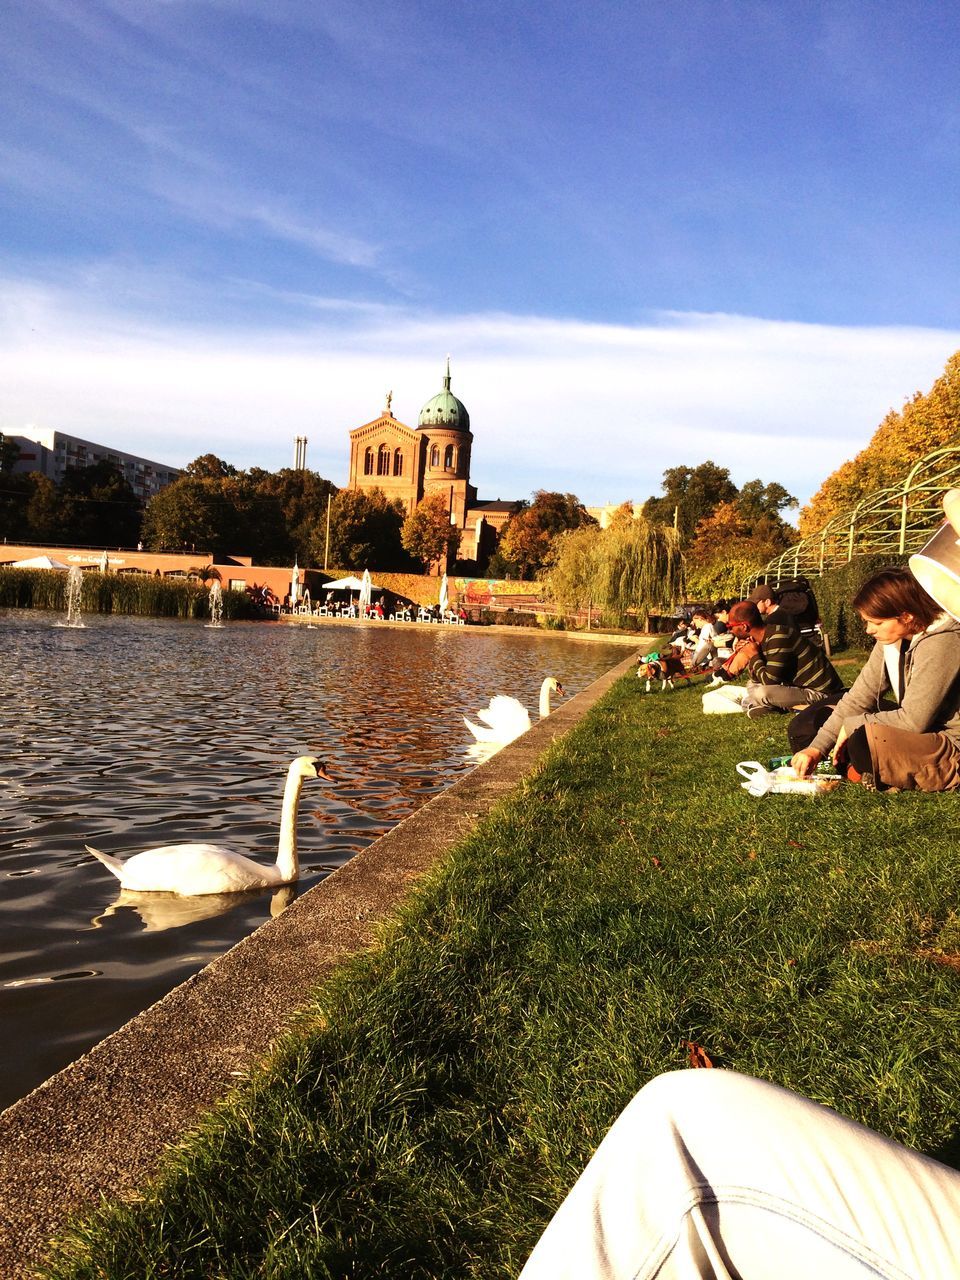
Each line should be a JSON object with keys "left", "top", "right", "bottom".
{"left": 736, "top": 760, "right": 841, "bottom": 797}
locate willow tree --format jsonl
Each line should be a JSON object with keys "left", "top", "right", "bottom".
{"left": 544, "top": 524, "right": 602, "bottom": 619}
{"left": 547, "top": 515, "right": 683, "bottom": 628}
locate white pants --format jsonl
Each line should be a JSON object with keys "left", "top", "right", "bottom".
{"left": 518, "top": 1070, "right": 960, "bottom": 1279}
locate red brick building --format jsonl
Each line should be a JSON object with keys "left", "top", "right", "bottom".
{"left": 347, "top": 360, "right": 520, "bottom": 566}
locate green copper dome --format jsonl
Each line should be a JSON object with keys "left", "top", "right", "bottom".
{"left": 418, "top": 358, "right": 470, "bottom": 430}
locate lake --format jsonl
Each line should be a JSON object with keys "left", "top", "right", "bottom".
{"left": 0, "top": 610, "right": 629, "bottom": 1110}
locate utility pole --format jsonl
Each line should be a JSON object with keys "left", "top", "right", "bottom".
{"left": 324, "top": 492, "right": 331, "bottom": 570}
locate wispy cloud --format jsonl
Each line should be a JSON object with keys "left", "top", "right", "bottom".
{"left": 150, "top": 178, "right": 382, "bottom": 268}
{"left": 2, "top": 274, "right": 957, "bottom": 509}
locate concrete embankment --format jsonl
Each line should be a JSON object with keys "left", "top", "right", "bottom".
{"left": 0, "top": 651, "right": 637, "bottom": 1279}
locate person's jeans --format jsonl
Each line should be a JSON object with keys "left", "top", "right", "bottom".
{"left": 743, "top": 681, "right": 827, "bottom": 715}
{"left": 518, "top": 1070, "right": 960, "bottom": 1279}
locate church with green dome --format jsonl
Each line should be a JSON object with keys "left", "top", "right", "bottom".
{"left": 347, "top": 359, "right": 519, "bottom": 567}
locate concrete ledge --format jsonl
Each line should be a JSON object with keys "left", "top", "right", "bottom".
{"left": 278, "top": 613, "right": 642, "bottom": 644}
{"left": 0, "top": 653, "right": 637, "bottom": 1277}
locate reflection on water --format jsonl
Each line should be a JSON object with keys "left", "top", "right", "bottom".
{"left": 91, "top": 883, "right": 296, "bottom": 933}
{"left": 0, "top": 610, "right": 627, "bottom": 1109}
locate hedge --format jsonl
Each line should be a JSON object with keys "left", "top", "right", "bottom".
{"left": 805, "top": 554, "right": 909, "bottom": 653}
{"left": 0, "top": 569, "right": 260, "bottom": 620}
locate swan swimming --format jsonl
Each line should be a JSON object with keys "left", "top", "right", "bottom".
{"left": 85, "top": 756, "right": 332, "bottom": 896}
{"left": 464, "top": 676, "right": 564, "bottom": 746}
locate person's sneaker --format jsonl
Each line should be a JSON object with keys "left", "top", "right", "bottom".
{"left": 859, "top": 771, "right": 878, "bottom": 792}
{"left": 744, "top": 704, "right": 773, "bottom": 719}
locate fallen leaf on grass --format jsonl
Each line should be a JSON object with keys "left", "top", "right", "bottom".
{"left": 683, "top": 1040, "right": 714, "bottom": 1069}
{"left": 787, "top": 840, "right": 804, "bottom": 849}
{"left": 650, "top": 856, "right": 662, "bottom": 869}
{"left": 654, "top": 728, "right": 673, "bottom": 739}
{"left": 747, "top": 849, "right": 758, "bottom": 861}
{"left": 916, "top": 949, "right": 960, "bottom": 971}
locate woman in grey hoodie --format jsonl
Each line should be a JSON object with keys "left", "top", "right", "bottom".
{"left": 790, "top": 567, "right": 960, "bottom": 791}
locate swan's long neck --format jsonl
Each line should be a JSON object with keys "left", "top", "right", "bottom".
{"left": 275, "top": 764, "right": 306, "bottom": 882}
{"left": 538, "top": 680, "right": 554, "bottom": 719}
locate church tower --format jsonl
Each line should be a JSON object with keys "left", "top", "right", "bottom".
{"left": 347, "top": 358, "right": 476, "bottom": 529}
{"left": 416, "top": 357, "right": 473, "bottom": 528}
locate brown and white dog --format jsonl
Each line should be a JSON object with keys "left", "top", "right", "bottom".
{"left": 637, "top": 650, "right": 691, "bottom": 692}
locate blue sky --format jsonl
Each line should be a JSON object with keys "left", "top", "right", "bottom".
{"left": 2, "top": 0, "right": 959, "bottom": 510}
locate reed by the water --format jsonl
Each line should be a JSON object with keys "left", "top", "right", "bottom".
{"left": 0, "top": 568, "right": 258, "bottom": 619}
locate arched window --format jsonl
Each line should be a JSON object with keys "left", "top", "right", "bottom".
{"left": 443, "top": 444, "right": 454, "bottom": 469}
{"left": 430, "top": 444, "right": 440, "bottom": 467}
{"left": 377, "top": 444, "right": 390, "bottom": 476}
{"left": 363, "top": 447, "right": 374, "bottom": 476}
{"left": 393, "top": 448, "right": 403, "bottom": 476}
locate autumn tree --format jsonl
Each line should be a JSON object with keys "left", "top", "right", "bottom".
{"left": 800, "top": 350, "right": 960, "bottom": 534}
{"left": 496, "top": 491, "right": 595, "bottom": 580}
{"left": 401, "top": 491, "right": 461, "bottom": 570}
{"left": 142, "top": 456, "right": 339, "bottom": 562}
{"left": 642, "top": 462, "right": 738, "bottom": 545}
{"left": 736, "top": 480, "right": 796, "bottom": 524}
{"left": 141, "top": 475, "right": 228, "bottom": 552}
{"left": 684, "top": 499, "right": 797, "bottom": 599}
{"left": 184, "top": 453, "right": 238, "bottom": 480}
{"left": 323, "top": 488, "right": 409, "bottom": 571}
{"left": 250, "top": 468, "right": 337, "bottom": 564}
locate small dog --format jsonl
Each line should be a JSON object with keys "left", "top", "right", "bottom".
{"left": 638, "top": 652, "right": 690, "bottom": 692}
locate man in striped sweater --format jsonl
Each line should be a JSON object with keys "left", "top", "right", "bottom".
{"left": 727, "top": 600, "right": 845, "bottom": 720}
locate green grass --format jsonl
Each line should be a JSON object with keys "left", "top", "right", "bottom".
{"left": 44, "top": 655, "right": 960, "bottom": 1278}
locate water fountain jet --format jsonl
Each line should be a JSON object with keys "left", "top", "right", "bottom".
{"left": 207, "top": 580, "right": 224, "bottom": 628}
{"left": 61, "top": 565, "right": 85, "bottom": 628}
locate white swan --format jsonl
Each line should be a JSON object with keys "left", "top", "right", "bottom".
{"left": 464, "top": 677, "right": 564, "bottom": 745}
{"left": 85, "top": 757, "right": 332, "bottom": 896}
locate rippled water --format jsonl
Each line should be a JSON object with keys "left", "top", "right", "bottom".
{"left": 0, "top": 610, "right": 628, "bottom": 1110}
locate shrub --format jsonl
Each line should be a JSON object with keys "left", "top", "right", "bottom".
{"left": 480, "top": 608, "right": 541, "bottom": 628}
{"left": 811, "top": 554, "right": 908, "bottom": 652}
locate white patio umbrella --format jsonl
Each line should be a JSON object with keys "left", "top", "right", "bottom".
{"left": 359, "top": 568, "right": 373, "bottom": 612}
{"left": 321, "top": 575, "right": 366, "bottom": 592}
{"left": 438, "top": 573, "right": 449, "bottom": 613}
{"left": 290, "top": 557, "right": 300, "bottom": 606}
{"left": 10, "top": 554, "right": 70, "bottom": 570}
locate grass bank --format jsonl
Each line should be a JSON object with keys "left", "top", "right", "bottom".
{"left": 44, "top": 653, "right": 960, "bottom": 1278}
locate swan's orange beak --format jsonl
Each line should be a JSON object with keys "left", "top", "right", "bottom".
{"left": 313, "top": 761, "right": 334, "bottom": 781}
{"left": 556, "top": 683, "right": 565, "bottom": 698}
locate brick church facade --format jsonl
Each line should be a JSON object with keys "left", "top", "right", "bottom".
{"left": 347, "top": 360, "right": 519, "bottom": 567}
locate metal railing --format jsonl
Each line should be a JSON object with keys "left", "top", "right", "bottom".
{"left": 744, "top": 446, "right": 960, "bottom": 592}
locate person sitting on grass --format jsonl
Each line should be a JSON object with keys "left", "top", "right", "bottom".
{"left": 746, "top": 581, "right": 784, "bottom": 620}
{"left": 790, "top": 567, "right": 960, "bottom": 790}
{"left": 688, "top": 608, "right": 719, "bottom": 670}
{"left": 724, "top": 599, "right": 845, "bottom": 720}
{"left": 518, "top": 1068, "right": 960, "bottom": 1280}
{"left": 712, "top": 600, "right": 734, "bottom": 658}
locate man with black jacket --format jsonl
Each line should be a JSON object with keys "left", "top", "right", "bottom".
{"left": 727, "top": 600, "right": 845, "bottom": 720}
